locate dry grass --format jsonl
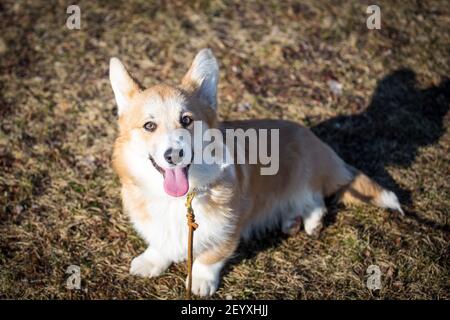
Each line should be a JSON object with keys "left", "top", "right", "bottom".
{"left": 0, "top": 0, "right": 449, "bottom": 299}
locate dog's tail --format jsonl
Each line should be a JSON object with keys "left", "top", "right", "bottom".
{"left": 336, "top": 165, "right": 404, "bottom": 215}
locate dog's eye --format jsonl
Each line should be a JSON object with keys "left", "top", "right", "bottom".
{"left": 143, "top": 121, "right": 157, "bottom": 132}
{"left": 181, "top": 115, "right": 193, "bottom": 127}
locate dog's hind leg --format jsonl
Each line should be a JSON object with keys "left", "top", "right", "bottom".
{"left": 281, "top": 193, "right": 326, "bottom": 237}
{"left": 281, "top": 214, "right": 302, "bottom": 235}
{"left": 299, "top": 193, "right": 327, "bottom": 238}
{"left": 280, "top": 200, "right": 303, "bottom": 235}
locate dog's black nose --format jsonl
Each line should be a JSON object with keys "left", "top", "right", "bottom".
{"left": 164, "top": 148, "right": 184, "bottom": 165}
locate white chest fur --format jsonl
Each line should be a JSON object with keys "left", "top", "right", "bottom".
{"left": 130, "top": 194, "right": 232, "bottom": 263}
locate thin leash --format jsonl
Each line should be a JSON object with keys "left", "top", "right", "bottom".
{"left": 185, "top": 191, "right": 198, "bottom": 300}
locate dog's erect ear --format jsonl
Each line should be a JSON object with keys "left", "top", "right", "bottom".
{"left": 181, "top": 49, "right": 219, "bottom": 110}
{"left": 109, "top": 57, "right": 140, "bottom": 116}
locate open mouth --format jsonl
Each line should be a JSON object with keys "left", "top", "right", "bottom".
{"left": 149, "top": 155, "right": 190, "bottom": 197}
{"left": 149, "top": 155, "right": 165, "bottom": 175}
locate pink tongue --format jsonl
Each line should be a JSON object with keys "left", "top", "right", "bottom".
{"left": 163, "top": 167, "right": 189, "bottom": 197}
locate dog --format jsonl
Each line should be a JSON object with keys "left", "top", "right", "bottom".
{"left": 109, "top": 48, "right": 403, "bottom": 297}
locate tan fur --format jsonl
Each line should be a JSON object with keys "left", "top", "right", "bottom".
{"left": 337, "top": 168, "right": 385, "bottom": 206}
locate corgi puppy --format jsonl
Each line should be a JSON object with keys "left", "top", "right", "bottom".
{"left": 110, "top": 49, "right": 403, "bottom": 297}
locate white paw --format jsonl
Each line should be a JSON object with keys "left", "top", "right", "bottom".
{"left": 304, "top": 220, "right": 323, "bottom": 238}
{"left": 187, "top": 260, "right": 223, "bottom": 297}
{"left": 303, "top": 207, "right": 326, "bottom": 237}
{"left": 189, "top": 275, "right": 219, "bottom": 297}
{"left": 130, "top": 249, "right": 170, "bottom": 278}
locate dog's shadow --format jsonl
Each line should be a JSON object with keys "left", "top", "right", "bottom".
{"left": 313, "top": 69, "right": 449, "bottom": 207}
{"left": 223, "top": 69, "right": 450, "bottom": 279}
{"left": 312, "top": 69, "right": 449, "bottom": 231}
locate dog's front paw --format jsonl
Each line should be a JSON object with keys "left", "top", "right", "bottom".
{"left": 189, "top": 274, "right": 219, "bottom": 297}
{"left": 187, "top": 260, "right": 222, "bottom": 297}
{"left": 130, "top": 255, "right": 165, "bottom": 278}
{"left": 130, "top": 248, "right": 170, "bottom": 278}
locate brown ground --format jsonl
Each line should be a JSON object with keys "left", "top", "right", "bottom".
{"left": 0, "top": 0, "right": 449, "bottom": 299}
